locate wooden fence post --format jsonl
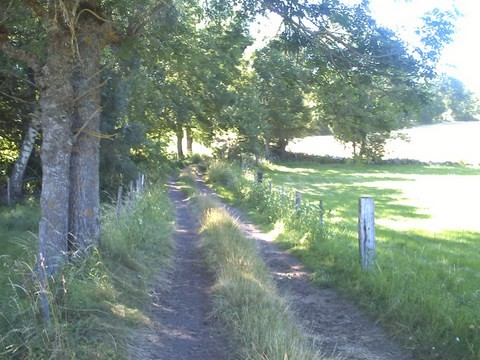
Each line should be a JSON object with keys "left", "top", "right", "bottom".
{"left": 256, "top": 171, "right": 263, "bottom": 183}
{"left": 295, "top": 191, "right": 302, "bottom": 213}
{"left": 129, "top": 180, "right": 134, "bottom": 203}
{"left": 136, "top": 174, "right": 141, "bottom": 193}
{"left": 116, "top": 185, "right": 123, "bottom": 220}
{"left": 358, "top": 197, "right": 375, "bottom": 270}
{"left": 281, "top": 184, "right": 285, "bottom": 199}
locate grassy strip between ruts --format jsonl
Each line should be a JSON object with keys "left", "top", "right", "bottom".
{"left": 178, "top": 167, "right": 327, "bottom": 360}
{"left": 0, "top": 184, "right": 174, "bottom": 359}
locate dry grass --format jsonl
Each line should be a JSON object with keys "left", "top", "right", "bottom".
{"left": 199, "top": 206, "right": 327, "bottom": 360}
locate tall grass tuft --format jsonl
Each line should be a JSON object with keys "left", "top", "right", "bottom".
{"left": 0, "top": 185, "right": 174, "bottom": 358}
{"left": 199, "top": 206, "right": 325, "bottom": 360}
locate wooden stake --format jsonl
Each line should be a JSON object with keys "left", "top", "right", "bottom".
{"left": 358, "top": 197, "right": 375, "bottom": 270}
{"left": 295, "top": 191, "right": 302, "bottom": 213}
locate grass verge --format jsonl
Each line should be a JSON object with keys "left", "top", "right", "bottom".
{"left": 0, "top": 185, "right": 174, "bottom": 359}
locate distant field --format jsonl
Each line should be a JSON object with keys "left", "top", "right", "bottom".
{"left": 285, "top": 122, "right": 480, "bottom": 233}
{"left": 262, "top": 162, "right": 480, "bottom": 233}
{"left": 288, "top": 121, "right": 480, "bottom": 165}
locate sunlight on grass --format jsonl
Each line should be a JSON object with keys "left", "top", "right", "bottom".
{"left": 198, "top": 205, "right": 325, "bottom": 360}
{"left": 209, "top": 159, "right": 480, "bottom": 359}
{"left": 288, "top": 122, "right": 480, "bottom": 165}
{"left": 110, "top": 303, "right": 152, "bottom": 326}
{"left": 264, "top": 161, "right": 480, "bottom": 233}
{"left": 0, "top": 185, "right": 174, "bottom": 358}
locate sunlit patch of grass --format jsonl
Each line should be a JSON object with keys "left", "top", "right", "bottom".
{"left": 263, "top": 161, "right": 480, "bottom": 232}
{"left": 109, "top": 303, "right": 152, "bottom": 326}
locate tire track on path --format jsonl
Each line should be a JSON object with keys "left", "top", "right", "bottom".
{"left": 194, "top": 177, "right": 414, "bottom": 360}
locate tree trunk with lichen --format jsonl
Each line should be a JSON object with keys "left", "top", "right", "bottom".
{"left": 68, "top": 16, "right": 105, "bottom": 254}
{"left": 186, "top": 126, "right": 193, "bottom": 154}
{"left": 37, "top": 25, "right": 75, "bottom": 276}
{"left": 34, "top": 8, "right": 114, "bottom": 269}
{"left": 176, "top": 125, "right": 184, "bottom": 160}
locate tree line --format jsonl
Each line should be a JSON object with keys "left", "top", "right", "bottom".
{"left": 0, "top": 0, "right": 477, "bottom": 284}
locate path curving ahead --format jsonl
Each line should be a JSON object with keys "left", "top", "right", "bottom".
{"left": 129, "top": 180, "right": 231, "bottom": 359}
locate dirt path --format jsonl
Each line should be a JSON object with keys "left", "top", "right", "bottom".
{"left": 129, "top": 180, "right": 231, "bottom": 359}
{"left": 133, "top": 178, "right": 414, "bottom": 359}
{"left": 194, "top": 178, "right": 415, "bottom": 360}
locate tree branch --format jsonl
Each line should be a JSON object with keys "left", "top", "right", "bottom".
{"left": 23, "top": 0, "right": 48, "bottom": 19}
{"left": 127, "top": 0, "right": 171, "bottom": 36}
{"left": 262, "top": 1, "right": 364, "bottom": 58}
{"left": 0, "top": 40, "right": 43, "bottom": 74}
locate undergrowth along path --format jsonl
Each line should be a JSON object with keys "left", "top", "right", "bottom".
{"left": 129, "top": 179, "right": 230, "bottom": 359}
{"left": 195, "top": 177, "right": 415, "bottom": 360}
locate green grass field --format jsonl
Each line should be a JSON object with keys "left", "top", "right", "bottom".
{"left": 208, "top": 160, "right": 480, "bottom": 359}
{"left": 263, "top": 161, "right": 480, "bottom": 232}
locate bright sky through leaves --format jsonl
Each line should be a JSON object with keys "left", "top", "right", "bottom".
{"left": 370, "top": 0, "right": 480, "bottom": 96}
{"left": 251, "top": 1, "right": 479, "bottom": 96}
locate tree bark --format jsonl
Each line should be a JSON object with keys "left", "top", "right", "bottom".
{"left": 37, "top": 25, "right": 75, "bottom": 276}
{"left": 264, "top": 139, "right": 271, "bottom": 159}
{"left": 68, "top": 16, "right": 106, "bottom": 254}
{"left": 10, "top": 115, "right": 40, "bottom": 199}
{"left": 186, "top": 126, "right": 193, "bottom": 154}
{"left": 176, "top": 125, "right": 184, "bottom": 160}
{"left": 274, "top": 138, "right": 288, "bottom": 159}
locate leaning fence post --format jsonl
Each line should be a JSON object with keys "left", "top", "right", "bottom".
{"left": 116, "top": 186, "right": 123, "bottom": 220}
{"left": 358, "top": 197, "right": 375, "bottom": 270}
{"left": 129, "top": 180, "right": 134, "bottom": 203}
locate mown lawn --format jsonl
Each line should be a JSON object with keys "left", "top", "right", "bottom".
{"left": 213, "top": 160, "right": 480, "bottom": 359}
{"left": 263, "top": 161, "right": 480, "bottom": 232}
